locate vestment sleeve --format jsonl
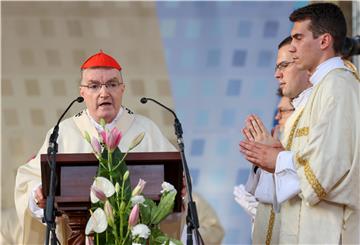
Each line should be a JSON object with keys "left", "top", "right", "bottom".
{"left": 294, "top": 74, "right": 359, "bottom": 207}
{"left": 14, "top": 130, "right": 51, "bottom": 228}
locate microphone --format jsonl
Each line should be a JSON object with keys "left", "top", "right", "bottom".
{"left": 140, "top": 97, "right": 178, "bottom": 120}
{"left": 140, "top": 97, "right": 147, "bottom": 104}
{"left": 48, "top": 96, "right": 84, "bottom": 152}
{"left": 45, "top": 96, "right": 84, "bottom": 245}
{"left": 140, "top": 97, "right": 203, "bottom": 245}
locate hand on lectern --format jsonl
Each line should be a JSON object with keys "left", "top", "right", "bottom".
{"left": 34, "top": 186, "right": 46, "bottom": 209}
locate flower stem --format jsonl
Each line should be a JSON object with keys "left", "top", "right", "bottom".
{"left": 112, "top": 151, "right": 129, "bottom": 171}
{"left": 119, "top": 174, "right": 128, "bottom": 242}
{"left": 107, "top": 150, "right": 113, "bottom": 182}
{"left": 121, "top": 229, "right": 130, "bottom": 245}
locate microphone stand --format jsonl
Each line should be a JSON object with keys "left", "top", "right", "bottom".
{"left": 44, "top": 97, "right": 84, "bottom": 245}
{"left": 140, "top": 97, "right": 203, "bottom": 245}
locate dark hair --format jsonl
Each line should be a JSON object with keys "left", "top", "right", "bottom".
{"left": 276, "top": 87, "right": 283, "bottom": 97}
{"left": 278, "top": 36, "right": 292, "bottom": 49}
{"left": 289, "top": 3, "right": 346, "bottom": 54}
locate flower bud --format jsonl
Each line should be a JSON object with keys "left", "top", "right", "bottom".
{"left": 115, "top": 182, "right": 120, "bottom": 194}
{"left": 108, "top": 127, "right": 122, "bottom": 152}
{"left": 128, "top": 132, "right": 145, "bottom": 151}
{"left": 91, "top": 137, "right": 101, "bottom": 156}
{"left": 104, "top": 200, "right": 114, "bottom": 227}
{"left": 132, "top": 179, "right": 146, "bottom": 196}
{"left": 85, "top": 236, "right": 94, "bottom": 245}
{"left": 84, "top": 131, "right": 91, "bottom": 144}
{"left": 99, "top": 118, "right": 106, "bottom": 128}
{"left": 128, "top": 204, "right": 139, "bottom": 227}
{"left": 120, "top": 201, "right": 125, "bottom": 212}
{"left": 123, "top": 171, "right": 129, "bottom": 181}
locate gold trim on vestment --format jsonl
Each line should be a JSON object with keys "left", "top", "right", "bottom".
{"left": 265, "top": 208, "right": 275, "bottom": 245}
{"left": 264, "top": 110, "right": 304, "bottom": 244}
{"left": 296, "top": 154, "right": 327, "bottom": 199}
{"left": 343, "top": 59, "right": 360, "bottom": 82}
{"left": 295, "top": 127, "right": 309, "bottom": 137}
{"left": 285, "top": 110, "right": 304, "bottom": 150}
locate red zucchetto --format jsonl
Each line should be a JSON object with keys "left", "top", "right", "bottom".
{"left": 81, "top": 50, "right": 122, "bottom": 71}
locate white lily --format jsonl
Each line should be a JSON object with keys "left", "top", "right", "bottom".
{"left": 85, "top": 208, "right": 108, "bottom": 235}
{"left": 160, "top": 182, "right": 176, "bottom": 194}
{"left": 90, "top": 176, "right": 115, "bottom": 203}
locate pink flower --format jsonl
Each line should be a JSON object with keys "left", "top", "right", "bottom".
{"left": 100, "top": 130, "right": 107, "bottom": 145}
{"left": 132, "top": 179, "right": 146, "bottom": 196}
{"left": 90, "top": 185, "right": 107, "bottom": 202}
{"left": 90, "top": 177, "right": 115, "bottom": 203}
{"left": 85, "top": 236, "right": 94, "bottom": 245}
{"left": 100, "top": 127, "right": 122, "bottom": 152}
{"left": 128, "top": 204, "right": 140, "bottom": 227}
{"left": 91, "top": 137, "right": 101, "bottom": 156}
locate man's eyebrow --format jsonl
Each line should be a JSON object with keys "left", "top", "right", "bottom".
{"left": 107, "top": 77, "right": 120, "bottom": 83}
{"left": 276, "top": 60, "right": 291, "bottom": 66}
{"left": 292, "top": 33, "right": 302, "bottom": 39}
{"left": 87, "top": 79, "right": 100, "bottom": 84}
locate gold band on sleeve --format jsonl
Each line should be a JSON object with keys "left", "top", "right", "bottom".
{"left": 296, "top": 154, "right": 327, "bottom": 199}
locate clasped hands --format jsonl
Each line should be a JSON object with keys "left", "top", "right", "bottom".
{"left": 239, "top": 114, "right": 284, "bottom": 173}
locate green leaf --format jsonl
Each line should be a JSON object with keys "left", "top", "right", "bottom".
{"left": 153, "top": 235, "right": 183, "bottom": 245}
{"left": 139, "top": 198, "right": 156, "bottom": 224}
{"left": 151, "top": 191, "right": 177, "bottom": 224}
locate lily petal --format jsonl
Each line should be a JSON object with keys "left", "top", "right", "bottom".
{"left": 90, "top": 177, "right": 115, "bottom": 203}
{"left": 85, "top": 208, "right": 108, "bottom": 235}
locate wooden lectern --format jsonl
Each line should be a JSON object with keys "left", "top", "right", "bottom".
{"left": 40, "top": 152, "right": 184, "bottom": 245}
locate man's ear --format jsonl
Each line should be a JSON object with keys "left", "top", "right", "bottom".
{"left": 80, "top": 87, "right": 85, "bottom": 97}
{"left": 320, "top": 33, "right": 332, "bottom": 50}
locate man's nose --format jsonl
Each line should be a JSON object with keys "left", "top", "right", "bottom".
{"left": 275, "top": 112, "right": 281, "bottom": 120}
{"left": 99, "top": 84, "right": 110, "bottom": 95}
{"left": 274, "top": 69, "right": 282, "bottom": 79}
{"left": 288, "top": 44, "right": 296, "bottom": 53}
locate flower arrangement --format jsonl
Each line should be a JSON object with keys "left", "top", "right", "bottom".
{"left": 83, "top": 119, "right": 182, "bottom": 245}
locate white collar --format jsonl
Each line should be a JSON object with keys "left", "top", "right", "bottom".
{"left": 87, "top": 107, "right": 124, "bottom": 132}
{"left": 310, "top": 57, "right": 348, "bottom": 86}
{"left": 292, "top": 86, "right": 313, "bottom": 110}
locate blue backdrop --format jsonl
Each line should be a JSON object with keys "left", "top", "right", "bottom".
{"left": 157, "top": 1, "right": 306, "bottom": 243}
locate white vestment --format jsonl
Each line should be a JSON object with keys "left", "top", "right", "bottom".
{"left": 15, "top": 108, "right": 176, "bottom": 244}
{"left": 252, "top": 103, "right": 306, "bottom": 245}
{"left": 278, "top": 67, "right": 360, "bottom": 244}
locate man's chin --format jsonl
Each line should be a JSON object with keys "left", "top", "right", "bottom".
{"left": 97, "top": 112, "right": 116, "bottom": 123}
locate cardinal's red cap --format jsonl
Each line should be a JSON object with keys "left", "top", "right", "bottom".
{"left": 81, "top": 50, "right": 122, "bottom": 71}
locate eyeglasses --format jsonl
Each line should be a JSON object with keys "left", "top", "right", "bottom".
{"left": 278, "top": 108, "right": 295, "bottom": 115}
{"left": 80, "top": 82, "right": 123, "bottom": 93}
{"left": 275, "top": 61, "right": 295, "bottom": 72}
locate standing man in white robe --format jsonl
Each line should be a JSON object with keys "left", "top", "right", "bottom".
{"left": 235, "top": 36, "right": 312, "bottom": 244}
{"left": 240, "top": 3, "right": 360, "bottom": 244}
{"left": 14, "top": 51, "right": 177, "bottom": 244}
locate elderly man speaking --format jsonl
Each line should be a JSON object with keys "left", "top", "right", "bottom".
{"left": 15, "top": 51, "right": 176, "bottom": 244}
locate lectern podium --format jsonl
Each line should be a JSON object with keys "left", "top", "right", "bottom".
{"left": 40, "top": 152, "right": 183, "bottom": 245}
